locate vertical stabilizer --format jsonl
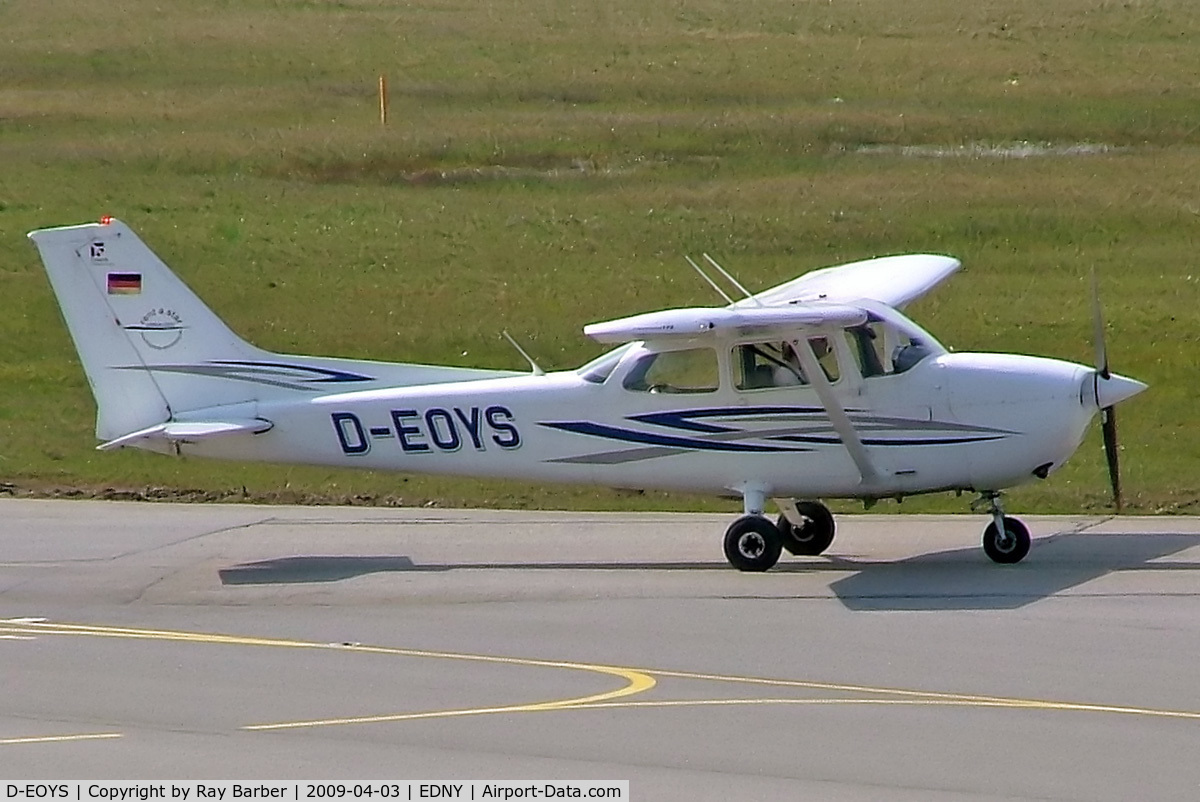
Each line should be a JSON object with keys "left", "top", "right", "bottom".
{"left": 31, "top": 217, "right": 525, "bottom": 447}
{"left": 28, "top": 218, "right": 263, "bottom": 441}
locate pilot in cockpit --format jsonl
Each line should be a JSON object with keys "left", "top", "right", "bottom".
{"left": 773, "top": 342, "right": 805, "bottom": 386}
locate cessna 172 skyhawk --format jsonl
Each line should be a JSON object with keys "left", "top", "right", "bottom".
{"left": 29, "top": 218, "right": 1146, "bottom": 571}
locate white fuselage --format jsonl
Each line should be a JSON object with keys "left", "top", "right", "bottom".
{"left": 29, "top": 219, "right": 1146, "bottom": 529}
{"left": 179, "top": 345, "right": 1102, "bottom": 501}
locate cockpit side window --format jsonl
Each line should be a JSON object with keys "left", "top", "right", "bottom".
{"left": 734, "top": 336, "right": 839, "bottom": 390}
{"left": 622, "top": 347, "right": 719, "bottom": 393}
{"left": 808, "top": 336, "right": 840, "bottom": 382}
{"left": 847, "top": 321, "right": 932, "bottom": 377}
{"left": 890, "top": 332, "right": 932, "bottom": 373}
{"left": 734, "top": 342, "right": 807, "bottom": 390}
{"left": 848, "top": 324, "right": 887, "bottom": 378}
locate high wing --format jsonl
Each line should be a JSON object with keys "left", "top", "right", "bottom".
{"left": 583, "top": 253, "right": 960, "bottom": 489}
{"left": 584, "top": 303, "right": 868, "bottom": 345}
{"left": 585, "top": 253, "right": 958, "bottom": 344}
{"left": 738, "top": 254, "right": 961, "bottom": 309}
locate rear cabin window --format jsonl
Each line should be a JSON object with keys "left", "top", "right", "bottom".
{"left": 622, "top": 348, "right": 719, "bottom": 393}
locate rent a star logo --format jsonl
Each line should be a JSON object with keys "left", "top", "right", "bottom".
{"left": 125, "top": 308, "right": 186, "bottom": 350}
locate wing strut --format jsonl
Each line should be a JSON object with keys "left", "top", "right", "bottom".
{"left": 792, "top": 338, "right": 880, "bottom": 489}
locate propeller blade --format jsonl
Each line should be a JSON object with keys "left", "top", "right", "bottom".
{"left": 1092, "top": 268, "right": 1123, "bottom": 511}
{"left": 1090, "top": 268, "right": 1110, "bottom": 379}
{"left": 1101, "top": 406, "right": 1122, "bottom": 512}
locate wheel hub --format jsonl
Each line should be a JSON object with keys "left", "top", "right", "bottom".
{"left": 739, "top": 533, "right": 766, "bottom": 558}
{"left": 792, "top": 520, "right": 815, "bottom": 542}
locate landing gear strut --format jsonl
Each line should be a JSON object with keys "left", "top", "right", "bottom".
{"left": 974, "top": 492, "right": 1031, "bottom": 564}
{"left": 722, "top": 484, "right": 784, "bottom": 572}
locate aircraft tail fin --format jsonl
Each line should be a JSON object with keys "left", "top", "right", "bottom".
{"left": 31, "top": 217, "right": 524, "bottom": 447}
{"left": 29, "top": 219, "right": 282, "bottom": 442}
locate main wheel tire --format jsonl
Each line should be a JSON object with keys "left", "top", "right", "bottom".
{"left": 777, "top": 501, "right": 836, "bottom": 556}
{"left": 983, "top": 516, "right": 1031, "bottom": 564}
{"left": 723, "top": 515, "right": 784, "bottom": 572}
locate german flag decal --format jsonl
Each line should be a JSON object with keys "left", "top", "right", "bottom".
{"left": 106, "top": 272, "right": 142, "bottom": 295}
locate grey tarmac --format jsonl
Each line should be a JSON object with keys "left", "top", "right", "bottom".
{"left": 2, "top": 499, "right": 1200, "bottom": 801}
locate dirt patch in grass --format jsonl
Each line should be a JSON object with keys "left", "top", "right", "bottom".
{"left": 269, "top": 153, "right": 607, "bottom": 186}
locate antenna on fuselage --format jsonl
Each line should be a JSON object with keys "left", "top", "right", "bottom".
{"left": 685, "top": 255, "right": 735, "bottom": 305}
{"left": 703, "top": 253, "right": 763, "bottom": 306}
{"left": 501, "top": 330, "right": 545, "bottom": 376}
{"left": 684, "top": 253, "right": 763, "bottom": 307}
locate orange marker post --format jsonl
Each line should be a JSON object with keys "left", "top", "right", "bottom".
{"left": 378, "top": 74, "right": 389, "bottom": 126}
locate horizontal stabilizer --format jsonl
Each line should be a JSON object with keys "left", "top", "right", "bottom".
{"left": 584, "top": 304, "right": 869, "bottom": 344}
{"left": 97, "top": 418, "right": 273, "bottom": 451}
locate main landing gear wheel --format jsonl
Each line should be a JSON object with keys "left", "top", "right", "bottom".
{"left": 983, "top": 516, "right": 1031, "bottom": 564}
{"left": 723, "top": 515, "right": 783, "bottom": 572}
{"left": 777, "top": 501, "right": 836, "bottom": 556}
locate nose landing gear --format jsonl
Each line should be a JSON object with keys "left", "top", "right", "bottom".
{"left": 975, "top": 492, "right": 1031, "bottom": 564}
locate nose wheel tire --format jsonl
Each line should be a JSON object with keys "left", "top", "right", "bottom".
{"left": 777, "top": 501, "right": 836, "bottom": 556}
{"left": 983, "top": 516, "right": 1031, "bottom": 564}
{"left": 723, "top": 515, "right": 784, "bottom": 572}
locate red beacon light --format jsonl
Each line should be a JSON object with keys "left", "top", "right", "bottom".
{"left": 99, "top": 215, "right": 113, "bottom": 225}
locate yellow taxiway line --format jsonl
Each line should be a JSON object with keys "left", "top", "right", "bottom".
{"left": 0, "top": 733, "right": 122, "bottom": 745}
{"left": 5, "top": 619, "right": 1199, "bottom": 734}
{"left": 0, "top": 619, "right": 657, "bottom": 734}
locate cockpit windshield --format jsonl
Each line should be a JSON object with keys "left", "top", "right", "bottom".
{"left": 854, "top": 303, "right": 946, "bottom": 376}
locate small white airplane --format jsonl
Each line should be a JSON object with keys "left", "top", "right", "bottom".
{"left": 29, "top": 218, "right": 1146, "bottom": 570}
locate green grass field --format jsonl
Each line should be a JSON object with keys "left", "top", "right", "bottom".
{"left": 2, "top": 0, "right": 1199, "bottom": 514}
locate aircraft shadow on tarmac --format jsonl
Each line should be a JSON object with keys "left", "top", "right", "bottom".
{"left": 826, "top": 530, "right": 1200, "bottom": 611}
{"left": 218, "top": 556, "right": 721, "bottom": 584}
{"left": 217, "top": 530, "right": 1200, "bottom": 612}
{"left": 220, "top": 556, "right": 429, "bottom": 584}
